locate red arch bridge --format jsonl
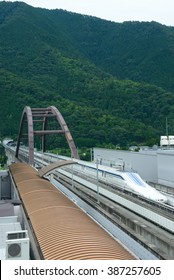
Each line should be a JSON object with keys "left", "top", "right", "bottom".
{"left": 15, "top": 106, "right": 79, "bottom": 165}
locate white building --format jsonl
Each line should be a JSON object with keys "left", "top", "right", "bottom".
{"left": 160, "top": 135, "right": 174, "bottom": 147}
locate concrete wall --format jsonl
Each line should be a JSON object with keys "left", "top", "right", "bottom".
{"left": 0, "top": 171, "right": 11, "bottom": 199}
{"left": 157, "top": 150, "right": 174, "bottom": 187}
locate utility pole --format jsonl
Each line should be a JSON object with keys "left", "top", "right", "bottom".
{"left": 96, "top": 159, "right": 99, "bottom": 204}
{"left": 166, "top": 117, "right": 169, "bottom": 137}
{"left": 166, "top": 117, "right": 170, "bottom": 148}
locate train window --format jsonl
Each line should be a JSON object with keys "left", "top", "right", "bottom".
{"left": 114, "top": 174, "right": 124, "bottom": 180}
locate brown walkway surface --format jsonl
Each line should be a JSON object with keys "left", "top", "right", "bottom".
{"left": 9, "top": 162, "right": 136, "bottom": 260}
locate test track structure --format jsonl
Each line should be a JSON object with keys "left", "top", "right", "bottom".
{"left": 15, "top": 106, "right": 79, "bottom": 164}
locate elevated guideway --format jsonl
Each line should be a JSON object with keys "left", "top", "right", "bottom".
{"left": 2, "top": 106, "right": 174, "bottom": 259}
{"left": 4, "top": 144, "right": 174, "bottom": 259}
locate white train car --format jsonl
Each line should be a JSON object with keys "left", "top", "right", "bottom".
{"left": 45, "top": 153, "right": 168, "bottom": 203}
{"left": 8, "top": 147, "right": 167, "bottom": 204}
{"left": 117, "top": 171, "right": 167, "bottom": 202}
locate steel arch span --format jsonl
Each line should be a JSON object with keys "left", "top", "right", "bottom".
{"left": 15, "top": 106, "right": 79, "bottom": 164}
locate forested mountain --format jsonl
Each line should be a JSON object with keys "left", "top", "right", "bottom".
{"left": 1, "top": 1, "right": 174, "bottom": 149}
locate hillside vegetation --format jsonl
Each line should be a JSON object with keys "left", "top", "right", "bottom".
{"left": 1, "top": 1, "right": 174, "bottom": 149}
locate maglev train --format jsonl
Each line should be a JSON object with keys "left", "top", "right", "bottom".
{"left": 44, "top": 153, "right": 168, "bottom": 204}
{"left": 76, "top": 165, "right": 168, "bottom": 203}
{"left": 12, "top": 148, "right": 167, "bottom": 204}
{"left": 114, "top": 171, "right": 168, "bottom": 203}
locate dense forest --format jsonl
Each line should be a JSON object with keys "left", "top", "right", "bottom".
{"left": 1, "top": 1, "right": 174, "bottom": 151}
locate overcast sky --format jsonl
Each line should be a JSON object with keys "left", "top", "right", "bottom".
{"left": 2, "top": 0, "right": 174, "bottom": 26}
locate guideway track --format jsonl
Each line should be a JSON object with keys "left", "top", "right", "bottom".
{"left": 54, "top": 170, "right": 174, "bottom": 259}
{"left": 55, "top": 168, "right": 174, "bottom": 234}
